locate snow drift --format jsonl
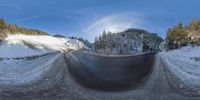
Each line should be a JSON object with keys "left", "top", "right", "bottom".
{"left": 0, "top": 34, "right": 85, "bottom": 58}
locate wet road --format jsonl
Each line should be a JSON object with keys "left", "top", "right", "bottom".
{"left": 67, "top": 52, "right": 156, "bottom": 90}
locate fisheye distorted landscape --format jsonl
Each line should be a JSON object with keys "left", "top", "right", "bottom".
{"left": 0, "top": 0, "right": 200, "bottom": 100}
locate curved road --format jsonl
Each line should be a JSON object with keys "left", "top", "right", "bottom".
{"left": 67, "top": 51, "right": 156, "bottom": 90}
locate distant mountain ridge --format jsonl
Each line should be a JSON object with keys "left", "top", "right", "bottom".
{"left": 93, "top": 28, "right": 163, "bottom": 55}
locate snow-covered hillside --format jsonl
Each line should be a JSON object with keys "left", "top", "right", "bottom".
{"left": 93, "top": 29, "right": 163, "bottom": 55}
{"left": 0, "top": 34, "right": 85, "bottom": 58}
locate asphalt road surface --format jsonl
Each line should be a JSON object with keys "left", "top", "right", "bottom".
{"left": 68, "top": 52, "right": 156, "bottom": 90}
{"left": 1, "top": 52, "right": 199, "bottom": 100}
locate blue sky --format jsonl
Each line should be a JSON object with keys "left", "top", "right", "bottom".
{"left": 0, "top": 0, "right": 200, "bottom": 42}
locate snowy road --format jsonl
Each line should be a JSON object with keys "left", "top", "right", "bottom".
{"left": 67, "top": 51, "right": 156, "bottom": 90}
{"left": 0, "top": 47, "right": 200, "bottom": 100}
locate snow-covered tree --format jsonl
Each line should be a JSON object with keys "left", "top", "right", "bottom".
{"left": 93, "top": 28, "right": 163, "bottom": 55}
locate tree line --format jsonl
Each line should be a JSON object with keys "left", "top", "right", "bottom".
{"left": 94, "top": 29, "right": 163, "bottom": 54}
{"left": 0, "top": 18, "right": 48, "bottom": 40}
{"left": 68, "top": 36, "right": 92, "bottom": 48}
{"left": 167, "top": 19, "right": 200, "bottom": 49}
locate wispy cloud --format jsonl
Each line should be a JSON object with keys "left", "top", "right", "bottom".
{"left": 83, "top": 13, "right": 145, "bottom": 42}
{"left": 16, "top": 15, "right": 43, "bottom": 23}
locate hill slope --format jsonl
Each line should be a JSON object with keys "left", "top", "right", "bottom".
{"left": 0, "top": 34, "right": 85, "bottom": 58}
{"left": 93, "top": 29, "right": 163, "bottom": 55}
{"left": 0, "top": 18, "right": 48, "bottom": 41}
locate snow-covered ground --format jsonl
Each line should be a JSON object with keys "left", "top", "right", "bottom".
{"left": 55, "top": 46, "right": 200, "bottom": 100}
{"left": 0, "top": 34, "right": 85, "bottom": 97}
{"left": 159, "top": 46, "right": 200, "bottom": 96}
{"left": 0, "top": 53, "right": 67, "bottom": 97}
{"left": 0, "top": 34, "right": 85, "bottom": 58}
{"left": 0, "top": 34, "right": 200, "bottom": 99}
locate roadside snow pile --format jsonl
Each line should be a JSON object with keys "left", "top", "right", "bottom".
{"left": 0, "top": 34, "right": 85, "bottom": 58}
{"left": 0, "top": 53, "right": 67, "bottom": 96}
{"left": 159, "top": 46, "right": 200, "bottom": 96}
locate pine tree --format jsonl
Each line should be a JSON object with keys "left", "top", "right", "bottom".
{"left": 167, "top": 22, "right": 188, "bottom": 49}
{"left": 0, "top": 18, "right": 6, "bottom": 30}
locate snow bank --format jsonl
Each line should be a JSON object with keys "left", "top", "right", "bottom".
{"left": 160, "top": 46, "right": 200, "bottom": 96}
{"left": 0, "top": 53, "right": 67, "bottom": 97}
{"left": 0, "top": 34, "right": 85, "bottom": 58}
